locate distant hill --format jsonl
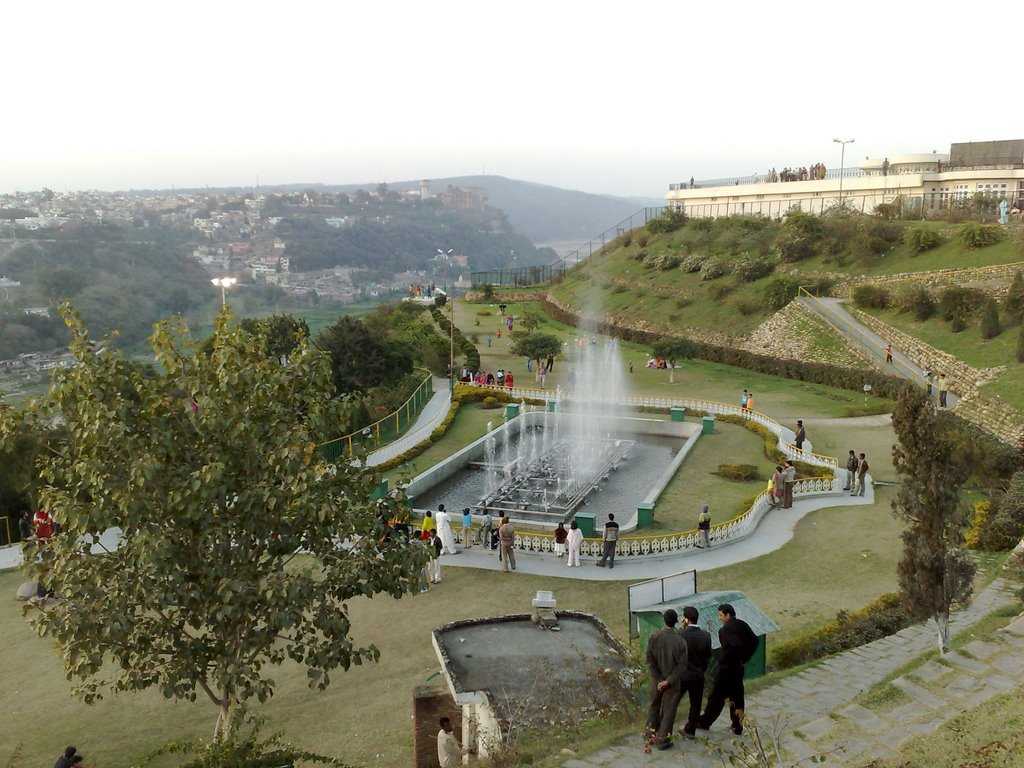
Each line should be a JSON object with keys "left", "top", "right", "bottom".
{"left": 324, "top": 176, "right": 663, "bottom": 244}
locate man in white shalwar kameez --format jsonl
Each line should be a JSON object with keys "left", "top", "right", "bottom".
{"left": 566, "top": 520, "right": 583, "bottom": 567}
{"left": 436, "top": 505, "right": 458, "bottom": 555}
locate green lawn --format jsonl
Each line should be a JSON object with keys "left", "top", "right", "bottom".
{"left": 382, "top": 401, "right": 499, "bottom": 482}
{"left": 0, "top": 480, "right": 905, "bottom": 768}
{"left": 650, "top": 422, "right": 777, "bottom": 531}
{"left": 862, "top": 306, "right": 1024, "bottom": 411}
{"left": 457, "top": 300, "right": 892, "bottom": 421}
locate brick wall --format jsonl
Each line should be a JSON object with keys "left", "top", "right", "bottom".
{"left": 412, "top": 683, "right": 463, "bottom": 768}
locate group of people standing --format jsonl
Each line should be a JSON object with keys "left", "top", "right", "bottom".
{"left": 645, "top": 604, "right": 759, "bottom": 750}
{"left": 459, "top": 368, "right": 514, "bottom": 389}
{"left": 844, "top": 451, "right": 870, "bottom": 496}
{"left": 765, "top": 163, "right": 827, "bottom": 183}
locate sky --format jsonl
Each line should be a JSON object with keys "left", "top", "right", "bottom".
{"left": 5, "top": 0, "right": 1023, "bottom": 198}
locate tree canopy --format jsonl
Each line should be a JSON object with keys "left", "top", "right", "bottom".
{"left": 315, "top": 315, "right": 413, "bottom": 394}
{"left": 511, "top": 332, "right": 561, "bottom": 364}
{"left": 0, "top": 306, "right": 427, "bottom": 737}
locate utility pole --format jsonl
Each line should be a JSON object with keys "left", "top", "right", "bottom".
{"left": 833, "top": 138, "right": 855, "bottom": 205}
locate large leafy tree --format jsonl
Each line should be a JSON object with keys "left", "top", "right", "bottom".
{"left": 891, "top": 387, "right": 975, "bottom": 653}
{"left": 0, "top": 306, "right": 427, "bottom": 738}
{"left": 651, "top": 338, "right": 697, "bottom": 384}
{"left": 316, "top": 315, "right": 412, "bottom": 394}
{"left": 510, "top": 332, "right": 561, "bottom": 371}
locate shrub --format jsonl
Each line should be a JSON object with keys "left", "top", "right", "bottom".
{"left": 481, "top": 396, "right": 501, "bottom": 409}
{"left": 734, "top": 298, "right": 759, "bottom": 316}
{"left": 681, "top": 253, "right": 707, "bottom": 273}
{"left": 874, "top": 202, "right": 899, "bottom": 220}
{"left": 1003, "top": 271, "right": 1024, "bottom": 323}
{"left": 732, "top": 257, "right": 775, "bottom": 283}
{"left": 980, "top": 298, "right": 1002, "bottom": 339}
{"left": 700, "top": 257, "right": 731, "bottom": 280}
{"left": 611, "top": 284, "right": 628, "bottom": 294}
{"left": 895, "top": 285, "right": 935, "bottom": 320}
{"left": 715, "top": 463, "right": 760, "bottom": 481}
{"left": 964, "top": 500, "right": 991, "bottom": 550}
{"left": 980, "top": 472, "right": 1024, "bottom": 550}
{"left": 637, "top": 235, "right": 648, "bottom": 247}
{"left": 675, "top": 296, "right": 693, "bottom": 309}
{"left": 959, "top": 222, "right": 1004, "bottom": 249}
{"left": 476, "top": 309, "right": 492, "bottom": 316}
{"left": 621, "top": 233, "right": 632, "bottom": 247}
{"left": 763, "top": 276, "right": 800, "bottom": 310}
{"left": 647, "top": 207, "right": 687, "bottom": 234}
{"left": 771, "top": 593, "right": 911, "bottom": 669}
{"left": 481, "top": 284, "right": 495, "bottom": 301}
{"left": 852, "top": 285, "right": 891, "bottom": 309}
{"left": 775, "top": 210, "right": 823, "bottom": 262}
{"left": 634, "top": 249, "right": 648, "bottom": 263}
{"left": 904, "top": 225, "right": 943, "bottom": 253}
{"left": 939, "top": 286, "right": 985, "bottom": 325}
{"left": 654, "top": 253, "right": 681, "bottom": 271}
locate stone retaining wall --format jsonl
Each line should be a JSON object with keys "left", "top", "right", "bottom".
{"left": 835, "top": 260, "right": 1024, "bottom": 299}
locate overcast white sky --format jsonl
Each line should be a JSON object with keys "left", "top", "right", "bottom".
{"left": 5, "top": 0, "right": 1022, "bottom": 198}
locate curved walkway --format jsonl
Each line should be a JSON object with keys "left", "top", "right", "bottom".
{"left": 798, "top": 295, "right": 959, "bottom": 407}
{"left": 364, "top": 377, "right": 451, "bottom": 467}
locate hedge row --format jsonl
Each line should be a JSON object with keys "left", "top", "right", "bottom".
{"left": 431, "top": 307, "right": 481, "bottom": 370}
{"left": 542, "top": 298, "right": 913, "bottom": 402}
{"left": 771, "top": 592, "right": 912, "bottom": 670}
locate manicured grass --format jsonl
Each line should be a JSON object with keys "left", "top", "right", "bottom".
{"left": 651, "top": 422, "right": 777, "bottom": 531}
{"left": 456, "top": 300, "right": 893, "bottom": 421}
{"left": 382, "top": 401, "right": 499, "bottom": 482}
{"left": 0, "top": 483, "right": 905, "bottom": 768}
{"left": 861, "top": 306, "right": 1024, "bottom": 412}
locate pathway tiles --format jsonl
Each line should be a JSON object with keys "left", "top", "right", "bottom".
{"left": 570, "top": 578, "right": 1020, "bottom": 767}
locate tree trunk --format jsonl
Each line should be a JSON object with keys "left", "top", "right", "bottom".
{"left": 934, "top": 611, "right": 951, "bottom": 654}
{"left": 213, "top": 698, "right": 233, "bottom": 741}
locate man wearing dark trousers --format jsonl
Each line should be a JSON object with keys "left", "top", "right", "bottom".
{"left": 678, "top": 606, "right": 712, "bottom": 739}
{"left": 596, "top": 513, "right": 619, "bottom": 568}
{"left": 699, "top": 603, "right": 759, "bottom": 736}
{"left": 645, "top": 609, "right": 689, "bottom": 750}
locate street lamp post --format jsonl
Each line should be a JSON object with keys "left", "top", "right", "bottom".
{"left": 833, "top": 138, "right": 855, "bottom": 205}
{"left": 211, "top": 277, "right": 237, "bottom": 307}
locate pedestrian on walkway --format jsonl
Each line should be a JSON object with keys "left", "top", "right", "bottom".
{"left": 745, "top": 392, "right": 755, "bottom": 412}
{"left": 499, "top": 516, "right": 516, "bottom": 572}
{"left": 854, "top": 452, "right": 869, "bottom": 496}
{"left": 420, "top": 510, "right": 436, "bottom": 541}
{"left": 566, "top": 520, "right": 583, "bottom": 567}
{"left": 679, "top": 606, "right": 712, "bottom": 739}
{"left": 597, "top": 513, "right": 620, "bottom": 568}
{"left": 698, "top": 604, "right": 759, "bottom": 736}
{"left": 925, "top": 368, "right": 934, "bottom": 398}
{"left": 771, "top": 465, "right": 785, "bottom": 507}
{"left": 546, "top": 354, "right": 555, "bottom": 372}
{"left": 844, "top": 450, "right": 858, "bottom": 491}
{"left": 885, "top": 342, "right": 894, "bottom": 364}
{"left": 783, "top": 461, "right": 796, "bottom": 508}
{"left": 696, "top": 505, "right": 711, "bottom": 548}
{"left": 938, "top": 374, "right": 948, "bottom": 408}
{"left": 479, "top": 511, "right": 493, "bottom": 548}
{"left": 428, "top": 532, "right": 443, "bottom": 584}
{"left": 644, "top": 609, "right": 689, "bottom": 751}
{"left": 794, "top": 420, "right": 806, "bottom": 451}
{"left": 461, "top": 508, "right": 472, "bottom": 549}
{"left": 436, "top": 505, "right": 458, "bottom": 555}
{"left": 553, "top": 522, "right": 568, "bottom": 557}
{"left": 740, "top": 389, "right": 749, "bottom": 411}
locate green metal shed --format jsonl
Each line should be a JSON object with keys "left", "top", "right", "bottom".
{"left": 631, "top": 589, "right": 779, "bottom": 679}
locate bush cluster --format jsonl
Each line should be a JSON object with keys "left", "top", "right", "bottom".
{"left": 959, "top": 222, "right": 1004, "bottom": 249}
{"left": 969, "top": 472, "right": 1024, "bottom": 550}
{"left": 895, "top": 285, "right": 935, "bottom": 320}
{"left": 733, "top": 256, "right": 775, "bottom": 283}
{"left": 763, "top": 276, "right": 800, "bottom": 310}
{"left": 646, "top": 208, "right": 688, "bottom": 234}
{"left": 481, "top": 396, "right": 501, "bottom": 409}
{"left": 700, "top": 257, "right": 731, "bottom": 281}
{"left": 852, "top": 285, "right": 891, "bottom": 309}
{"left": 771, "top": 593, "right": 911, "bottom": 669}
{"left": 904, "top": 226, "right": 944, "bottom": 253}
{"left": 715, "top": 463, "right": 760, "bottom": 481}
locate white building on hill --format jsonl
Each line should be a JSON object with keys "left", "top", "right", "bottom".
{"left": 666, "top": 139, "right": 1024, "bottom": 218}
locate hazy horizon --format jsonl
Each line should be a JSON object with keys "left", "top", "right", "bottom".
{"left": 6, "top": 0, "right": 1023, "bottom": 198}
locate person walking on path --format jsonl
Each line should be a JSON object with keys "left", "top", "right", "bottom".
{"left": 427, "top": 532, "right": 443, "bottom": 584}
{"left": 679, "top": 606, "right": 712, "bottom": 739}
{"left": 938, "top": 374, "right": 949, "bottom": 408}
{"left": 739, "top": 389, "right": 749, "bottom": 411}
{"left": 853, "top": 452, "right": 869, "bottom": 497}
{"left": 696, "top": 505, "right": 711, "bottom": 548}
{"left": 566, "top": 520, "right": 583, "bottom": 567}
{"left": 420, "top": 510, "right": 436, "bottom": 541}
{"left": 436, "top": 505, "right": 458, "bottom": 555}
{"left": 699, "top": 604, "right": 759, "bottom": 736}
{"left": 782, "top": 461, "right": 796, "bottom": 509}
{"left": 925, "top": 369, "right": 934, "bottom": 399}
{"left": 597, "top": 513, "right": 620, "bottom": 568}
{"left": 745, "top": 392, "right": 755, "bottom": 412}
{"left": 498, "top": 516, "right": 516, "bottom": 572}
{"left": 885, "top": 342, "right": 894, "bottom": 364}
{"left": 553, "top": 522, "right": 568, "bottom": 557}
{"left": 793, "top": 420, "right": 806, "bottom": 451}
{"left": 771, "top": 465, "right": 785, "bottom": 507}
{"left": 844, "top": 450, "right": 859, "bottom": 491}
{"left": 479, "top": 511, "right": 493, "bottom": 549}
{"left": 436, "top": 717, "right": 463, "bottom": 768}
{"left": 460, "top": 507, "right": 472, "bottom": 549}
{"left": 644, "top": 609, "right": 689, "bottom": 751}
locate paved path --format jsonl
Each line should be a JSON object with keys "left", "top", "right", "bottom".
{"left": 561, "top": 577, "right": 1021, "bottom": 767}
{"left": 798, "top": 296, "right": 959, "bottom": 407}
{"left": 365, "top": 377, "right": 451, "bottom": 467}
{"left": 439, "top": 486, "right": 875, "bottom": 581}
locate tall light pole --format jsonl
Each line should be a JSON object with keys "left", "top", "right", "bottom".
{"left": 211, "top": 276, "right": 237, "bottom": 308}
{"left": 833, "top": 138, "right": 855, "bottom": 205}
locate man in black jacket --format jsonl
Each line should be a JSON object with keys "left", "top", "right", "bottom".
{"left": 645, "top": 609, "right": 689, "bottom": 750}
{"left": 678, "top": 606, "right": 712, "bottom": 739}
{"left": 699, "top": 603, "right": 759, "bottom": 735}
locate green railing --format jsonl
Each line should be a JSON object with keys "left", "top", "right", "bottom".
{"left": 318, "top": 369, "right": 434, "bottom": 461}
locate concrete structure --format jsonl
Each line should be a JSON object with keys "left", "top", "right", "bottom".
{"left": 667, "top": 139, "right": 1024, "bottom": 218}
{"left": 431, "top": 610, "right": 628, "bottom": 762}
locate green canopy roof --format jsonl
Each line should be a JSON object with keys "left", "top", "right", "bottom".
{"left": 633, "top": 590, "right": 779, "bottom": 650}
